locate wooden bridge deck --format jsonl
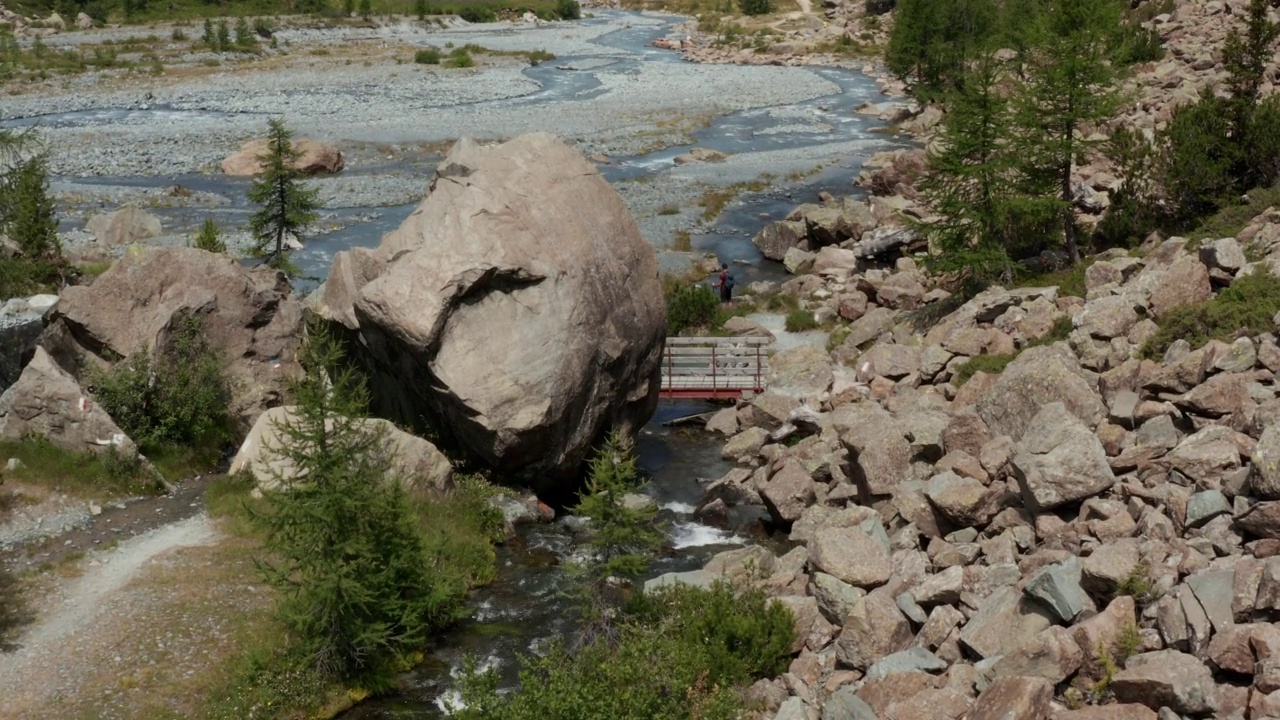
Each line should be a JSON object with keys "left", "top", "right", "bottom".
{"left": 660, "top": 336, "right": 771, "bottom": 400}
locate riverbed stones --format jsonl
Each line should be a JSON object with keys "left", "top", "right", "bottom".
{"left": 221, "top": 138, "right": 345, "bottom": 176}
{"left": 313, "top": 134, "right": 664, "bottom": 488}
{"left": 40, "top": 246, "right": 302, "bottom": 425}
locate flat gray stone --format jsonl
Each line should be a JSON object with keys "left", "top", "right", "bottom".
{"left": 1187, "top": 568, "right": 1235, "bottom": 633}
{"left": 1185, "top": 489, "right": 1231, "bottom": 528}
{"left": 1024, "top": 557, "right": 1089, "bottom": 623}
{"left": 864, "top": 646, "right": 948, "bottom": 681}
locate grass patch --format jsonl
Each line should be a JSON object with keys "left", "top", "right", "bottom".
{"left": 784, "top": 308, "right": 818, "bottom": 332}
{"left": 0, "top": 438, "right": 165, "bottom": 498}
{"left": 1193, "top": 181, "right": 1280, "bottom": 240}
{"left": 1141, "top": 267, "right": 1280, "bottom": 359}
{"left": 672, "top": 230, "right": 692, "bottom": 252}
{"left": 696, "top": 178, "right": 769, "bottom": 223}
{"left": 414, "top": 47, "right": 442, "bottom": 64}
{"left": 658, "top": 204, "right": 680, "bottom": 216}
{"left": 446, "top": 48, "right": 475, "bottom": 68}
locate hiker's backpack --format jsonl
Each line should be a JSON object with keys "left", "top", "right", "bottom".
{"left": 725, "top": 272, "right": 735, "bottom": 290}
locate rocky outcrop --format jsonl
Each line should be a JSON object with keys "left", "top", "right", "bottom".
{"left": 1, "top": 294, "right": 57, "bottom": 395}
{"left": 230, "top": 406, "right": 453, "bottom": 491}
{"left": 0, "top": 347, "right": 135, "bottom": 454}
{"left": 85, "top": 205, "right": 162, "bottom": 247}
{"left": 40, "top": 247, "right": 302, "bottom": 426}
{"left": 310, "top": 134, "right": 665, "bottom": 488}
{"left": 221, "top": 138, "right": 345, "bottom": 176}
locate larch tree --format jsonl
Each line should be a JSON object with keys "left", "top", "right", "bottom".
{"left": 247, "top": 118, "right": 320, "bottom": 274}
{"left": 1013, "top": 0, "right": 1124, "bottom": 264}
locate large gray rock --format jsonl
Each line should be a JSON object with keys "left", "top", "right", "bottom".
{"left": 1024, "top": 557, "right": 1089, "bottom": 623}
{"left": 0, "top": 294, "right": 56, "bottom": 394}
{"left": 40, "top": 247, "right": 302, "bottom": 426}
{"left": 924, "top": 470, "right": 999, "bottom": 527}
{"left": 0, "top": 347, "right": 135, "bottom": 454}
{"left": 1011, "top": 402, "right": 1115, "bottom": 512}
{"left": 968, "top": 676, "right": 1051, "bottom": 720}
{"left": 976, "top": 344, "right": 1106, "bottom": 442}
{"left": 809, "top": 526, "right": 892, "bottom": 589}
{"left": 1111, "top": 650, "right": 1219, "bottom": 715}
{"left": 230, "top": 406, "right": 452, "bottom": 491}
{"left": 753, "top": 220, "right": 808, "bottom": 261}
{"left": 311, "top": 135, "right": 665, "bottom": 487}
{"left": 835, "top": 591, "right": 914, "bottom": 670}
{"left": 959, "top": 586, "right": 1056, "bottom": 659}
{"left": 831, "top": 402, "right": 910, "bottom": 497}
{"left": 85, "top": 204, "right": 162, "bottom": 246}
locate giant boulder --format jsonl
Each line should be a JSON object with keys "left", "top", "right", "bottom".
{"left": 39, "top": 247, "right": 303, "bottom": 426}
{"left": 976, "top": 344, "right": 1106, "bottom": 441}
{"left": 85, "top": 204, "right": 161, "bottom": 247}
{"left": 221, "top": 138, "right": 345, "bottom": 176}
{"left": 309, "top": 134, "right": 665, "bottom": 488}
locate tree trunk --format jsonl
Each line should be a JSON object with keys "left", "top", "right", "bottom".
{"left": 1061, "top": 159, "right": 1078, "bottom": 264}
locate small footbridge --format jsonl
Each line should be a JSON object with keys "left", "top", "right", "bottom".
{"left": 659, "top": 336, "right": 772, "bottom": 400}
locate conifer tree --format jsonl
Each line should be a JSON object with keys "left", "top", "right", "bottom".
{"left": 572, "top": 430, "right": 663, "bottom": 641}
{"left": 191, "top": 218, "right": 226, "bottom": 254}
{"left": 5, "top": 155, "right": 60, "bottom": 264}
{"left": 886, "top": 0, "right": 999, "bottom": 98}
{"left": 247, "top": 118, "right": 320, "bottom": 274}
{"left": 254, "top": 328, "right": 453, "bottom": 690}
{"left": 1223, "top": 0, "right": 1279, "bottom": 141}
{"left": 202, "top": 17, "right": 215, "bottom": 48}
{"left": 1012, "top": 0, "right": 1123, "bottom": 263}
{"left": 919, "top": 53, "right": 1020, "bottom": 285}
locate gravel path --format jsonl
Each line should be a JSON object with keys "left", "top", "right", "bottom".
{"left": 0, "top": 515, "right": 220, "bottom": 718}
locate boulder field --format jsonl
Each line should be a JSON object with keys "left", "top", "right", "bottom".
{"left": 307, "top": 132, "right": 667, "bottom": 489}
{"left": 658, "top": 202, "right": 1280, "bottom": 718}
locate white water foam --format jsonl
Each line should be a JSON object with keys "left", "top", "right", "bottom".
{"left": 669, "top": 522, "right": 745, "bottom": 549}
{"left": 660, "top": 500, "right": 697, "bottom": 514}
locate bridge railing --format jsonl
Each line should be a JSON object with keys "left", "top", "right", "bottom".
{"left": 660, "top": 336, "right": 772, "bottom": 399}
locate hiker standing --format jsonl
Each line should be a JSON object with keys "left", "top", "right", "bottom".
{"left": 713, "top": 263, "right": 734, "bottom": 303}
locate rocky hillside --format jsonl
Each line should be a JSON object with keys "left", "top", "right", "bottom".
{"left": 661, "top": 183, "right": 1280, "bottom": 718}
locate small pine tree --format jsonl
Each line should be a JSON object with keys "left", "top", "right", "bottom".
{"left": 215, "top": 19, "right": 231, "bottom": 51}
{"left": 572, "top": 430, "right": 663, "bottom": 640}
{"left": 414, "top": 0, "right": 428, "bottom": 19}
{"left": 343, "top": 0, "right": 355, "bottom": 16}
{"left": 358, "top": 0, "right": 371, "bottom": 19}
{"left": 191, "top": 218, "right": 226, "bottom": 254}
{"left": 234, "top": 16, "right": 254, "bottom": 49}
{"left": 247, "top": 118, "right": 320, "bottom": 274}
{"left": 254, "top": 328, "right": 451, "bottom": 690}
{"left": 5, "top": 155, "right": 61, "bottom": 264}
{"left": 1223, "top": 0, "right": 1280, "bottom": 142}
{"left": 202, "top": 17, "right": 215, "bottom": 47}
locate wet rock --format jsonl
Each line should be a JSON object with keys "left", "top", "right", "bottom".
{"left": 1011, "top": 402, "right": 1115, "bottom": 512}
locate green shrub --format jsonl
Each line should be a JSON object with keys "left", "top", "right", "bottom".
{"left": 784, "top": 308, "right": 818, "bottom": 332}
{"left": 630, "top": 583, "right": 796, "bottom": 682}
{"left": 414, "top": 47, "right": 442, "bottom": 64}
{"left": 90, "top": 314, "right": 233, "bottom": 450}
{"left": 1142, "top": 267, "right": 1280, "bottom": 358}
{"left": 415, "top": 0, "right": 429, "bottom": 18}
{"left": 737, "top": 0, "right": 772, "bottom": 14}
{"left": 556, "top": 0, "right": 581, "bottom": 19}
{"left": 191, "top": 218, "right": 226, "bottom": 253}
{"left": 447, "top": 49, "right": 475, "bottom": 67}
{"left": 455, "top": 583, "right": 795, "bottom": 720}
{"left": 1159, "top": 95, "right": 1238, "bottom": 225}
{"left": 1112, "top": 25, "right": 1164, "bottom": 65}
{"left": 665, "top": 277, "right": 720, "bottom": 335}
{"left": 457, "top": 5, "right": 495, "bottom": 22}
